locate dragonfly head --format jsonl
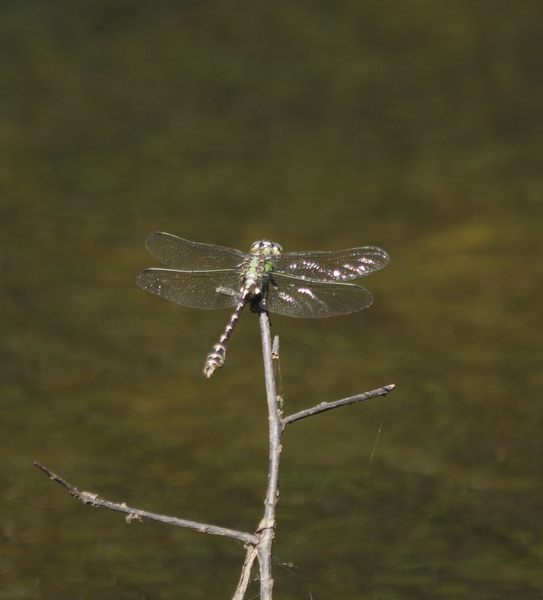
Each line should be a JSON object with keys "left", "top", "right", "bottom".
{"left": 250, "top": 240, "right": 283, "bottom": 259}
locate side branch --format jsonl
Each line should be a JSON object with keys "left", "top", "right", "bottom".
{"left": 282, "top": 384, "right": 395, "bottom": 427}
{"left": 34, "top": 462, "right": 259, "bottom": 546}
{"left": 232, "top": 545, "right": 258, "bottom": 600}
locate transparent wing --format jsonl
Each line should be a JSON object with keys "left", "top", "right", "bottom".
{"left": 136, "top": 268, "right": 241, "bottom": 310}
{"left": 274, "top": 247, "right": 389, "bottom": 282}
{"left": 265, "top": 273, "right": 374, "bottom": 318}
{"left": 144, "top": 232, "right": 246, "bottom": 270}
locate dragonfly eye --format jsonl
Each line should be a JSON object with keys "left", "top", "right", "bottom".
{"left": 271, "top": 243, "right": 283, "bottom": 258}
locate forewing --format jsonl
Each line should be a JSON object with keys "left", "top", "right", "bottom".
{"left": 265, "top": 273, "right": 374, "bottom": 318}
{"left": 145, "top": 232, "right": 246, "bottom": 270}
{"left": 274, "top": 247, "right": 389, "bottom": 282}
{"left": 136, "top": 268, "right": 241, "bottom": 310}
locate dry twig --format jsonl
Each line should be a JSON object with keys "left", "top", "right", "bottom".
{"left": 36, "top": 307, "right": 394, "bottom": 599}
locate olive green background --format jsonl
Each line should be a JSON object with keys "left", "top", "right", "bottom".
{"left": 1, "top": 1, "right": 542, "bottom": 598}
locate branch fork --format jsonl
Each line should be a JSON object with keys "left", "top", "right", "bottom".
{"left": 36, "top": 309, "right": 394, "bottom": 599}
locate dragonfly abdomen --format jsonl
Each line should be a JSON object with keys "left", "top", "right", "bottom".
{"left": 203, "top": 294, "right": 248, "bottom": 378}
{"left": 204, "top": 251, "right": 273, "bottom": 377}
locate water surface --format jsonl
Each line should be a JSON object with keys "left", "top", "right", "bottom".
{"left": 1, "top": 1, "right": 542, "bottom": 598}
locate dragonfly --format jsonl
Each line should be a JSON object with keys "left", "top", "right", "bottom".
{"left": 136, "top": 232, "right": 389, "bottom": 378}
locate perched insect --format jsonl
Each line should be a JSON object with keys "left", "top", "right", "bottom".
{"left": 136, "top": 232, "right": 389, "bottom": 377}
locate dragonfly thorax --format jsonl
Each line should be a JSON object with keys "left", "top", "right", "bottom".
{"left": 240, "top": 240, "right": 282, "bottom": 298}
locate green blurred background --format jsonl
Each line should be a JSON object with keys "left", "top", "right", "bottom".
{"left": 1, "top": 1, "right": 542, "bottom": 598}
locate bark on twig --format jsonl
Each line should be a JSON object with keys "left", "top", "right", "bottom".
{"left": 283, "top": 385, "right": 395, "bottom": 428}
{"left": 33, "top": 462, "right": 258, "bottom": 545}
{"left": 232, "top": 545, "right": 258, "bottom": 600}
{"left": 256, "top": 310, "right": 282, "bottom": 600}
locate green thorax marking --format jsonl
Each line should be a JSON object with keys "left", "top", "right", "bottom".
{"left": 241, "top": 240, "right": 283, "bottom": 296}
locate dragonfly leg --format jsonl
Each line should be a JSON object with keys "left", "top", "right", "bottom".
{"left": 215, "top": 286, "right": 241, "bottom": 300}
